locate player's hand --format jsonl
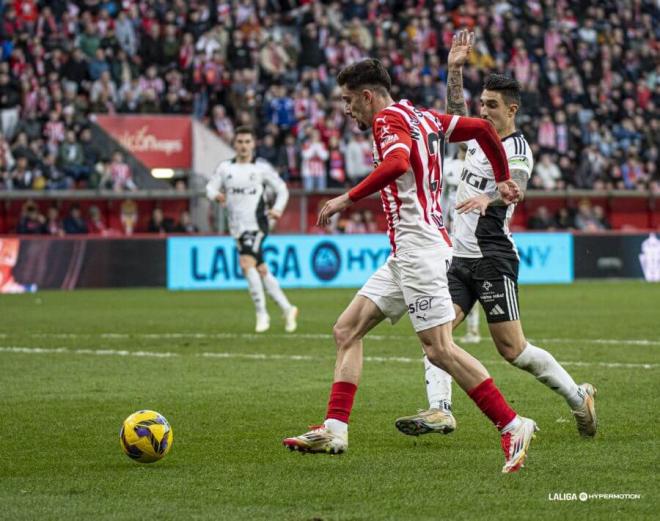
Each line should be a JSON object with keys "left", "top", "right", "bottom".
{"left": 267, "top": 208, "right": 282, "bottom": 220}
{"left": 448, "top": 30, "right": 474, "bottom": 69}
{"left": 215, "top": 193, "right": 226, "bottom": 205}
{"left": 456, "top": 194, "right": 490, "bottom": 216}
{"left": 317, "top": 193, "right": 352, "bottom": 226}
{"left": 497, "top": 179, "right": 521, "bottom": 204}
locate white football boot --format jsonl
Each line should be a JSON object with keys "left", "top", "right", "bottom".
{"left": 284, "top": 306, "right": 298, "bottom": 333}
{"left": 395, "top": 408, "right": 456, "bottom": 436}
{"left": 501, "top": 416, "right": 538, "bottom": 473}
{"left": 283, "top": 425, "right": 347, "bottom": 454}
{"left": 572, "top": 383, "right": 597, "bottom": 437}
{"left": 255, "top": 312, "right": 270, "bottom": 333}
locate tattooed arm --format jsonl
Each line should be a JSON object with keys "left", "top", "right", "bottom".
{"left": 446, "top": 30, "right": 474, "bottom": 116}
{"left": 482, "top": 169, "right": 530, "bottom": 205}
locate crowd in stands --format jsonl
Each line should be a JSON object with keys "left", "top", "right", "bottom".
{"left": 527, "top": 199, "right": 611, "bottom": 231}
{"left": 16, "top": 198, "right": 196, "bottom": 235}
{"left": 0, "top": 1, "right": 658, "bottom": 204}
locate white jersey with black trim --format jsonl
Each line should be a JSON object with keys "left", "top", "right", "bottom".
{"left": 452, "top": 131, "right": 534, "bottom": 260}
{"left": 206, "top": 157, "right": 289, "bottom": 238}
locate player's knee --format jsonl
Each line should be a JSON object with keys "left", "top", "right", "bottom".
{"left": 238, "top": 258, "right": 251, "bottom": 272}
{"left": 496, "top": 337, "right": 525, "bottom": 363}
{"left": 421, "top": 338, "right": 454, "bottom": 370}
{"left": 256, "top": 263, "right": 268, "bottom": 277}
{"left": 333, "top": 321, "right": 356, "bottom": 350}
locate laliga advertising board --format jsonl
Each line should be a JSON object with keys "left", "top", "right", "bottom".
{"left": 166, "top": 233, "right": 574, "bottom": 290}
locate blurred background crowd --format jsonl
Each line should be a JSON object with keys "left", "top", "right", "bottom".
{"left": 0, "top": 0, "right": 658, "bottom": 234}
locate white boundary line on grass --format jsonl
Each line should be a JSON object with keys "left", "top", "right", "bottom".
{"left": 0, "top": 346, "right": 657, "bottom": 369}
{"left": 1, "top": 332, "right": 659, "bottom": 346}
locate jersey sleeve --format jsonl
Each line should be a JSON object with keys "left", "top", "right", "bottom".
{"left": 505, "top": 139, "right": 534, "bottom": 179}
{"left": 260, "top": 160, "right": 289, "bottom": 213}
{"left": 205, "top": 161, "right": 226, "bottom": 200}
{"left": 431, "top": 111, "right": 510, "bottom": 182}
{"left": 373, "top": 111, "right": 412, "bottom": 160}
{"left": 347, "top": 148, "right": 409, "bottom": 202}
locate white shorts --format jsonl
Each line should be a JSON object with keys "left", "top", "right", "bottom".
{"left": 358, "top": 247, "right": 456, "bottom": 332}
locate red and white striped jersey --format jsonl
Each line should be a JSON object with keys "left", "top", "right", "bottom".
{"left": 372, "top": 99, "right": 454, "bottom": 253}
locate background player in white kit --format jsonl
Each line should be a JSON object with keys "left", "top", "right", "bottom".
{"left": 441, "top": 144, "right": 482, "bottom": 343}
{"left": 283, "top": 59, "right": 539, "bottom": 473}
{"left": 206, "top": 126, "right": 298, "bottom": 333}
{"left": 395, "top": 31, "right": 596, "bottom": 438}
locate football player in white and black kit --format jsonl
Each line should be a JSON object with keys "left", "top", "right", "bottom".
{"left": 441, "top": 144, "right": 482, "bottom": 344}
{"left": 395, "top": 31, "right": 597, "bottom": 439}
{"left": 206, "top": 126, "right": 298, "bottom": 333}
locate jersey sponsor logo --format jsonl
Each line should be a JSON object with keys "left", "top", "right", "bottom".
{"left": 460, "top": 169, "right": 488, "bottom": 191}
{"left": 482, "top": 280, "right": 492, "bottom": 291}
{"left": 228, "top": 187, "right": 258, "bottom": 195}
{"left": 380, "top": 133, "right": 399, "bottom": 147}
{"left": 311, "top": 241, "right": 341, "bottom": 281}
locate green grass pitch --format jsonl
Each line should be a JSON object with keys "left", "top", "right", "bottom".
{"left": 0, "top": 282, "right": 657, "bottom": 520}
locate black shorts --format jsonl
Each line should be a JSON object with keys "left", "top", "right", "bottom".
{"left": 236, "top": 230, "right": 267, "bottom": 265}
{"left": 448, "top": 256, "right": 520, "bottom": 323}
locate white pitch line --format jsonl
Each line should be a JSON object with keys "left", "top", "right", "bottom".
{"left": 17, "top": 332, "right": 660, "bottom": 346}
{"left": 528, "top": 338, "right": 660, "bottom": 347}
{"left": 0, "top": 346, "right": 178, "bottom": 358}
{"left": 0, "top": 346, "right": 657, "bottom": 369}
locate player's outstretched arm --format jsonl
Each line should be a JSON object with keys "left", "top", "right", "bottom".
{"left": 446, "top": 30, "right": 473, "bottom": 116}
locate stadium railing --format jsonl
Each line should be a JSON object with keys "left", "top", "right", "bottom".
{"left": 0, "top": 188, "right": 657, "bottom": 234}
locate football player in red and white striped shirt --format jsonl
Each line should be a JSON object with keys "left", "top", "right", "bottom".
{"left": 283, "top": 59, "right": 537, "bottom": 473}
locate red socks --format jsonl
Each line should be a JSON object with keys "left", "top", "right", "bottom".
{"left": 325, "top": 379, "right": 514, "bottom": 430}
{"left": 325, "top": 381, "right": 358, "bottom": 423}
{"left": 467, "top": 378, "right": 517, "bottom": 430}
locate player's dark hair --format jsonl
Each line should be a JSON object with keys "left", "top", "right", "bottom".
{"left": 234, "top": 126, "right": 255, "bottom": 138}
{"left": 483, "top": 74, "right": 521, "bottom": 106}
{"left": 337, "top": 59, "right": 391, "bottom": 95}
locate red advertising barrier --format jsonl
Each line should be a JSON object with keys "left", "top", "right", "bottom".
{"left": 95, "top": 115, "right": 192, "bottom": 169}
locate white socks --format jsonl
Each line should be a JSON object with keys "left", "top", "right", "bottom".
{"left": 423, "top": 341, "right": 584, "bottom": 412}
{"left": 245, "top": 267, "right": 267, "bottom": 314}
{"left": 466, "top": 306, "right": 480, "bottom": 333}
{"left": 424, "top": 355, "right": 453, "bottom": 411}
{"left": 512, "top": 342, "right": 583, "bottom": 409}
{"left": 261, "top": 271, "right": 292, "bottom": 312}
{"left": 324, "top": 418, "right": 348, "bottom": 435}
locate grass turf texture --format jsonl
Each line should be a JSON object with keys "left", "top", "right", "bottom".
{"left": 0, "top": 282, "right": 657, "bottom": 520}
